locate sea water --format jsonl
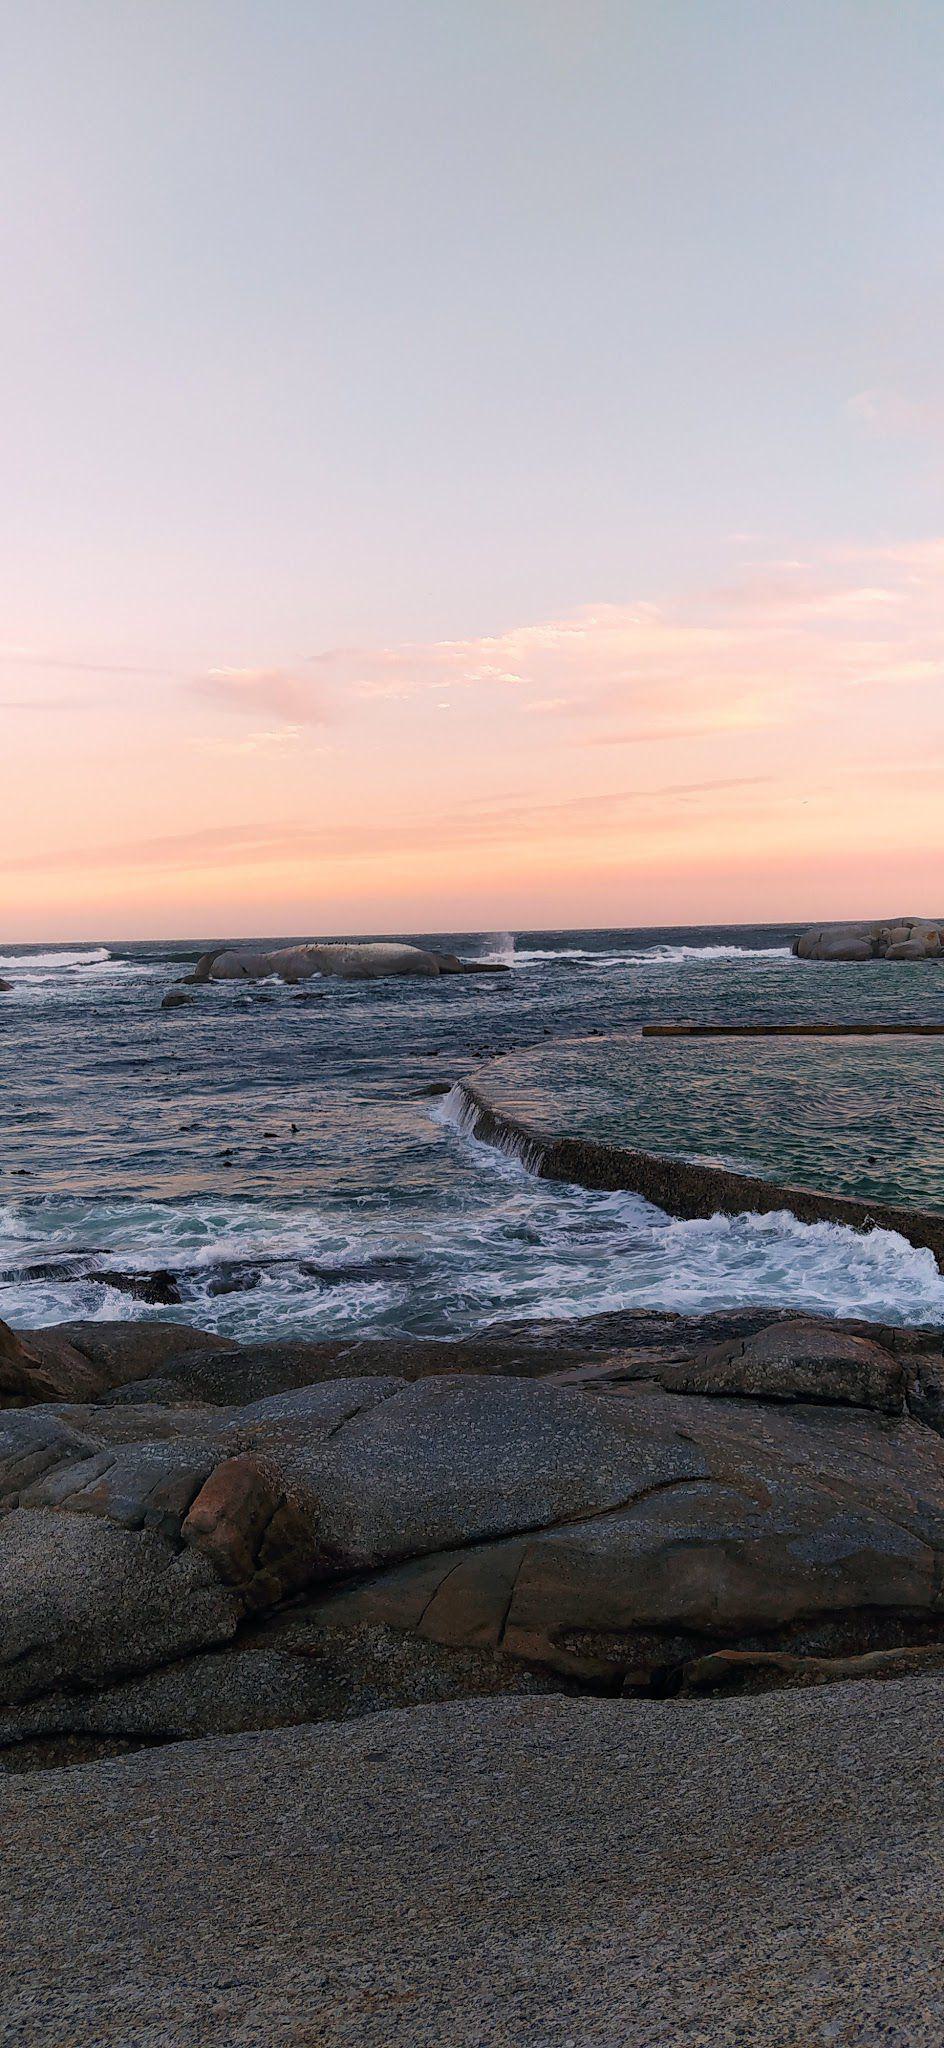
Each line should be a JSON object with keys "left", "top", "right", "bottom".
{"left": 1, "top": 925, "right": 943, "bottom": 1335}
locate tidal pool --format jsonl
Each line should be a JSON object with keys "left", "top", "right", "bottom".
{"left": 473, "top": 1033, "right": 944, "bottom": 1213}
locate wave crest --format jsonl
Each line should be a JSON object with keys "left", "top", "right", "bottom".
{"left": 0, "top": 946, "right": 111, "bottom": 970}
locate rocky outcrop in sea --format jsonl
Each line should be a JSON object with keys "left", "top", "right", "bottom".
{"left": 793, "top": 917, "right": 944, "bottom": 960}
{"left": 187, "top": 940, "right": 509, "bottom": 982}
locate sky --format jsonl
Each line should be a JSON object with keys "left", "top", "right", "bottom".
{"left": 2, "top": 0, "right": 944, "bottom": 939}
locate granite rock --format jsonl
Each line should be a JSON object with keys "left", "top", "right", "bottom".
{"left": 793, "top": 916, "right": 944, "bottom": 960}
{"left": 4, "top": 1685, "right": 944, "bottom": 2044}
{"left": 4, "top": 1328, "right": 944, "bottom": 1745}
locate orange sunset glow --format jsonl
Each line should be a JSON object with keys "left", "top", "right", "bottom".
{"left": 4, "top": 541, "right": 943, "bottom": 937}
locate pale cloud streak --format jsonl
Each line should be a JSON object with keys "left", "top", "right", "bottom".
{"left": 272, "top": 545, "right": 944, "bottom": 739}
{"left": 845, "top": 388, "right": 938, "bottom": 440}
{"left": 193, "top": 667, "right": 334, "bottom": 723}
{"left": 1, "top": 777, "right": 774, "bottom": 878}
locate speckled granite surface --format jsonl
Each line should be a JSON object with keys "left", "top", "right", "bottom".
{"left": 2, "top": 1681, "right": 943, "bottom": 2046}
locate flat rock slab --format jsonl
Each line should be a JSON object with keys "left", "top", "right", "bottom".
{"left": 3, "top": 1684, "right": 944, "bottom": 2046}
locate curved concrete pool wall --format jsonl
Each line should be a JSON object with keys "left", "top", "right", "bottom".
{"left": 452, "top": 1072, "right": 944, "bottom": 1275}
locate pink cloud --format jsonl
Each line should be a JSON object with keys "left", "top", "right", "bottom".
{"left": 844, "top": 388, "right": 938, "bottom": 440}
{"left": 193, "top": 667, "right": 332, "bottom": 723}
{"left": 282, "top": 546, "right": 944, "bottom": 740}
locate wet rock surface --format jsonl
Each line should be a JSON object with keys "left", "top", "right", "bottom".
{"left": 2, "top": 1306, "right": 944, "bottom": 1763}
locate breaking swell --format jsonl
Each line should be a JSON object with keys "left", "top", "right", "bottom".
{"left": 436, "top": 1080, "right": 944, "bottom": 1328}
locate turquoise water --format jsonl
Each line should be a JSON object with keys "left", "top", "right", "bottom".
{"left": 477, "top": 1034, "right": 944, "bottom": 1211}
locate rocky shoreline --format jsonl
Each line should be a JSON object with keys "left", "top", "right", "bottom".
{"left": 3, "top": 1302, "right": 944, "bottom": 2042}
{"left": 793, "top": 916, "right": 944, "bottom": 960}
{"left": 186, "top": 939, "right": 509, "bottom": 982}
{"left": 4, "top": 1303, "right": 944, "bottom": 1758}
{"left": 4, "top": 1302, "right": 944, "bottom": 2040}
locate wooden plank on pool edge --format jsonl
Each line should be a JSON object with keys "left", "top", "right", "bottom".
{"left": 642, "top": 1022, "right": 944, "bottom": 1037}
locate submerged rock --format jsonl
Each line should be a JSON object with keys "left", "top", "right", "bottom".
{"left": 793, "top": 917, "right": 944, "bottom": 960}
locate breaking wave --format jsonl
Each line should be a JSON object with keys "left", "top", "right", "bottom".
{"left": 0, "top": 946, "right": 112, "bottom": 970}
{"left": 482, "top": 939, "right": 795, "bottom": 970}
{"left": 434, "top": 1084, "right": 944, "bottom": 1328}
{"left": 624, "top": 943, "right": 795, "bottom": 965}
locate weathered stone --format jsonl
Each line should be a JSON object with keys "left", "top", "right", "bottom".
{"left": 0, "top": 1411, "right": 102, "bottom": 1509}
{"left": 47, "top": 1319, "right": 236, "bottom": 1395}
{"left": 188, "top": 939, "right": 507, "bottom": 982}
{"left": 274, "top": 1378, "right": 944, "bottom": 1685}
{"left": 0, "top": 1510, "right": 238, "bottom": 1704}
{"left": 6, "top": 1315, "right": 944, "bottom": 1746}
{"left": 906, "top": 1350, "right": 944, "bottom": 1434}
{"left": 793, "top": 916, "right": 944, "bottom": 960}
{"left": 678, "top": 1641, "right": 944, "bottom": 1694}
{"left": 660, "top": 1317, "right": 906, "bottom": 1411}
{"left": 0, "top": 1612, "right": 568, "bottom": 1751}
{"left": 199, "top": 941, "right": 444, "bottom": 981}
{"left": 5, "top": 1687, "right": 944, "bottom": 2043}
{"left": 0, "top": 1319, "right": 104, "bottom": 1407}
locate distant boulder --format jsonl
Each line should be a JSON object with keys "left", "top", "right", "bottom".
{"left": 188, "top": 941, "right": 506, "bottom": 983}
{"left": 793, "top": 918, "right": 944, "bottom": 962}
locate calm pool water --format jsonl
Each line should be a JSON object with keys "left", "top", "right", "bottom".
{"left": 471, "top": 1033, "right": 944, "bottom": 1211}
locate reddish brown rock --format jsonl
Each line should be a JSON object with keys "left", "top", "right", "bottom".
{"left": 0, "top": 1319, "right": 103, "bottom": 1407}
{"left": 4, "top": 1315, "right": 944, "bottom": 1757}
{"left": 181, "top": 1453, "right": 319, "bottom": 1609}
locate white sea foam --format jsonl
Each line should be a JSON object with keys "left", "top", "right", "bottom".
{"left": 477, "top": 931, "right": 517, "bottom": 965}
{"left": 489, "top": 940, "right": 794, "bottom": 970}
{"left": 505, "top": 945, "right": 624, "bottom": 966}
{"left": 433, "top": 1086, "right": 944, "bottom": 1328}
{"left": 0, "top": 946, "right": 111, "bottom": 970}
{"left": 623, "top": 943, "right": 795, "bottom": 965}
{"left": 5, "top": 1101, "right": 942, "bottom": 1339}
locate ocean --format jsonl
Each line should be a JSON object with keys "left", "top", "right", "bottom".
{"left": 2, "top": 925, "right": 944, "bottom": 1337}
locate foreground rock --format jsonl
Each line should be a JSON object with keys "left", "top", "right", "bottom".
{"left": 4, "top": 1684, "right": 944, "bottom": 2045}
{"left": 3, "top": 1309, "right": 944, "bottom": 1759}
{"left": 0, "top": 1317, "right": 232, "bottom": 1405}
{"left": 793, "top": 916, "right": 944, "bottom": 960}
{"left": 186, "top": 940, "right": 508, "bottom": 982}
